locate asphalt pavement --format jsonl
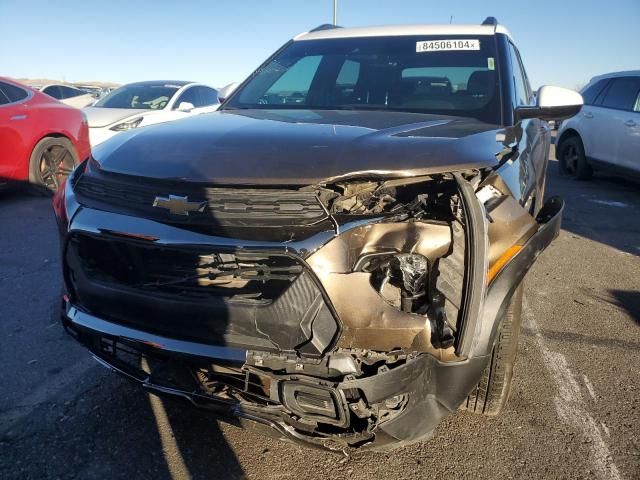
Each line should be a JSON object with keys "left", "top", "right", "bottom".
{"left": 1, "top": 150, "right": 639, "bottom": 480}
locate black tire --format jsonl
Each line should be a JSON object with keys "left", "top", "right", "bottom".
{"left": 28, "top": 137, "right": 78, "bottom": 194}
{"left": 558, "top": 136, "right": 593, "bottom": 180}
{"left": 462, "top": 284, "right": 523, "bottom": 416}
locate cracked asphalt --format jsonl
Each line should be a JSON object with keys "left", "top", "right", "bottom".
{"left": 1, "top": 149, "right": 639, "bottom": 479}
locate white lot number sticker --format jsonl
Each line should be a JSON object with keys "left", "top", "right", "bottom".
{"left": 416, "top": 39, "right": 480, "bottom": 52}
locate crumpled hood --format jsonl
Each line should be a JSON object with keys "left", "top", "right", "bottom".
{"left": 92, "top": 109, "right": 505, "bottom": 185}
{"left": 84, "top": 106, "right": 150, "bottom": 128}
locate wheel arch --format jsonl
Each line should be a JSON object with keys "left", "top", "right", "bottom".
{"left": 24, "top": 132, "right": 77, "bottom": 177}
{"left": 556, "top": 128, "right": 582, "bottom": 152}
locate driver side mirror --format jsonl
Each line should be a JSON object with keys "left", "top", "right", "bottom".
{"left": 516, "top": 86, "right": 583, "bottom": 122}
{"left": 217, "top": 82, "right": 240, "bottom": 103}
{"left": 177, "top": 101, "right": 195, "bottom": 112}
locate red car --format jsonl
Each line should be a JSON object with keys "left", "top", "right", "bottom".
{"left": 0, "top": 77, "right": 91, "bottom": 192}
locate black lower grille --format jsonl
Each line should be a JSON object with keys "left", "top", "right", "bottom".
{"left": 70, "top": 234, "right": 300, "bottom": 302}
{"left": 65, "top": 233, "right": 339, "bottom": 355}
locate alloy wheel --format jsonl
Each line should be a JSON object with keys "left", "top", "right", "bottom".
{"left": 38, "top": 144, "right": 74, "bottom": 191}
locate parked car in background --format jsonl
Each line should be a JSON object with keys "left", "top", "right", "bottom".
{"left": 75, "top": 85, "right": 109, "bottom": 99}
{"left": 0, "top": 77, "right": 90, "bottom": 192}
{"left": 56, "top": 19, "right": 581, "bottom": 451}
{"left": 41, "top": 84, "right": 97, "bottom": 108}
{"left": 83, "top": 81, "right": 219, "bottom": 146}
{"left": 557, "top": 71, "right": 640, "bottom": 179}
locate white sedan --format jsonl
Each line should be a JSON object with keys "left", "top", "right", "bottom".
{"left": 83, "top": 80, "right": 219, "bottom": 146}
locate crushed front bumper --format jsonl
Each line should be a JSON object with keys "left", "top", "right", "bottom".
{"left": 62, "top": 302, "right": 488, "bottom": 451}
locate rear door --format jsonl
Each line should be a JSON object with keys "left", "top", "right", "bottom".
{"left": 591, "top": 77, "right": 640, "bottom": 167}
{"left": 574, "top": 78, "right": 610, "bottom": 159}
{"left": 0, "top": 81, "right": 32, "bottom": 180}
{"left": 612, "top": 78, "right": 640, "bottom": 172}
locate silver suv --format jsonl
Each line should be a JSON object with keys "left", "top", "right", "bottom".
{"left": 557, "top": 71, "right": 640, "bottom": 179}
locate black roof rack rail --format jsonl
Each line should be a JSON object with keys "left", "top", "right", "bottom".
{"left": 481, "top": 17, "right": 498, "bottom": 26}
{"left": 309, "top": 24, "right": 342, "bottom": 32}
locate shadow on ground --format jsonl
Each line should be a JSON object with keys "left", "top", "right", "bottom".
{"left": 546, "top": 159, "right": 640, "bottom": 257}
{"left": 0, "top": 375, "right": 246, "bottom": 480}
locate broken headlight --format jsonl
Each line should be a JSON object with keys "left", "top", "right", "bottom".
{"left": 359, "top": 252, "right": 430, "bottom": 313}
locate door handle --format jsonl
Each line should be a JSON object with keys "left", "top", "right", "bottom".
{"left": 624, "top": 119, "right": 637, "bottom": 127}
{"left": 583, "top": 112, "right": 594, "bottom": 119}
{"left": 10, "top": 114, "right": 27, "bottom": 121}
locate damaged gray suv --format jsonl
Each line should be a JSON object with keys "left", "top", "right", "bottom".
{"left": 55, "top": 18, "right": 582, "bottom": 450}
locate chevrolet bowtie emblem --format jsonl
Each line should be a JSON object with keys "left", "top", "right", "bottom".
{"left": 152, "top": 195, "right": 207, "bottom": 216}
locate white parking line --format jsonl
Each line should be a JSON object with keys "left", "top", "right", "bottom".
{"left": 523, "top": 299, "right": 622, "bottom": 480}
{"left": 582, "top": 374, "right": 598, "bottom": 402}
{"left": 147, "top": 393, "right": 193, "bottom": 480}
{"left": 588, "top": 199, "right": 629, "bottom": 208}
{"left": 141, "top": 358, "right": 192, "bottom": 480}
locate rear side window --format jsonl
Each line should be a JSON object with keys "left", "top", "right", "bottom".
{"left": 599, "top": 77, "right": 640, "bottom": 111}
{"left": 0, "top": 81, "right": 29, "bottom": 103}
{"left": 581, "top": 79, "right": 609, "bottom": 105}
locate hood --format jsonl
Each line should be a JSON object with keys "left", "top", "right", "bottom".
{"left": 92, "top": 109, "right": 505, "bottom": 185}
{"left": 84, "top": 106, "right": 150, "bottom": 128}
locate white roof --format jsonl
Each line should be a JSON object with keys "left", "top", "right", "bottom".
{"left": 295, "top": 24, "right": 512, "bottom": 42}
{"left": 589, "top": 70, "right": 640, "bottom": 82}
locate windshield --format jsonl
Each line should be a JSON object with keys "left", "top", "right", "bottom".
{"left": 94, "top": 84, "right": 180, "bottom": 109}
{"left": 225, "top": 35, "right": 501, "bottom": 124}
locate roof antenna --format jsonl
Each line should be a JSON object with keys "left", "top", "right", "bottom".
{"left": 449, "top": 15, "right": 453, "bottom": 24}
{"left": 333, "top": 0, "right": 338, "bottom": 25}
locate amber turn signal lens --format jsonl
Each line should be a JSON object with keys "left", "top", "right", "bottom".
{"left": 487, "top": 245, "right": 523, "bottom": 284}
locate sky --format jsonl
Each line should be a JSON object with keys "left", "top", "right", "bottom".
{"left": 1, "top": 0, "right": 637, "bottom": 90}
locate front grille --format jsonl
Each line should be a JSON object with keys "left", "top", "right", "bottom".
{"left": 65, "top": 233, "right": 339, "bottom": 355}
{"left": 74, "top": 173, "right": 331, "bottom": 233}
{"left": 70, "top": 234, "right": 301, "bottom": 302}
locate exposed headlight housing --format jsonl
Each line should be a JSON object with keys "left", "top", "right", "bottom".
{"left": 363, "top": 252, "right": 430, "bottom": 313}
{"left": 110, "top": 117, "right": 143, "bottom": 131}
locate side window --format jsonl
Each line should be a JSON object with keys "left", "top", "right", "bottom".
{"left": 199, "top": 87, "right": 219, "bottom": 106}
{"left": 581, "top": 79, "right": 610, "bottom": 105}
{"left": 43, "top": 85, "right": 63, "bottom": 99}
{"left": 0, "top": 82, "right": 28, "bottom": 103}
{"left": 508, "top": 43, "right": 531, "bottom": 106}
{"left": 634, "top": 90, "right": 640, "bottom": 113}
{"left": 335, "top": 60, "right": 360, "bottom": 102}
{"left": 336, "top": 60, "right": 360, "bottom": 87}
{"left": 60, "top": 86, "right": 82, "bottom": 98}
{"left": 0, "top": 85, "right": 10, "bottom": 105}
{"left": 174, "top": 87, "right": 200, "bottom": 108}
{"left": 599, "top": 77, "right": 640, "bottom": 111}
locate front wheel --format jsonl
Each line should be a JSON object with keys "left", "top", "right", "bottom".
{"left": 28, "top": 137, "right": 78, "bottom": 194}
{"left": 462, "top": 284, "right": 523, "bottom": 416}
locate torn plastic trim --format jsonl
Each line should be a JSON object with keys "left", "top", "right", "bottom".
{"left": 453, "top": 173, "right": 489, "bottom": 357}
{"left": 469, "top": 196, "right": 564, "bottom": 357}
